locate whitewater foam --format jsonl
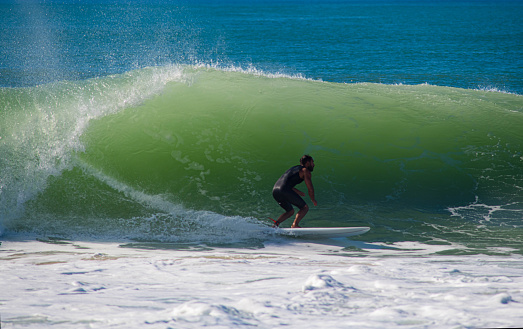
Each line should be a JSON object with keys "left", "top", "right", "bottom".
{"left": 1, "top": 237, "right": 522, "bottom": 328}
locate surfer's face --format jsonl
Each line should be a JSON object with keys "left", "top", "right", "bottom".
{"left": 306, "top": 160, "right": 315, "bottom": 172}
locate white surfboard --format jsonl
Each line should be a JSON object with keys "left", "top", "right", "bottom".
{"left": 276, "top": 227, "right": 370, "bottom": 238}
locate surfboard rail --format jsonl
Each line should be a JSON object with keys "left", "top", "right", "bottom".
{"left": 275, "top": 227, "right": 370, "bottom": 238}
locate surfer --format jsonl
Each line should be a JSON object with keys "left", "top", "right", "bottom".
{"left": 271, "top": 155, "right": 317, "bottom": 228}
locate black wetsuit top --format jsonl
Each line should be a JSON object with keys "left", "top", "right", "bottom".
{"left": 272, "top": 165, "right": 306, "bottom": 211}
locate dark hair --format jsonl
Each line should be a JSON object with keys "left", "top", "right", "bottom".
{"left": 300, "top": 154, "right": 313, "bottom": 166}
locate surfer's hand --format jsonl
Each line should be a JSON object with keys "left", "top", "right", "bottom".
{"left": 294, "top": 188, "right": 305, "bottom": 197}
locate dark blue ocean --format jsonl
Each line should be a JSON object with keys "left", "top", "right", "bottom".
{"left": 1, "top": 0, "right": 522, "bottom": 254}
{"left": 1, "top": 0, "right": 522, "bottom": 93}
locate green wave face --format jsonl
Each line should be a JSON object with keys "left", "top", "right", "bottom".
{"left": 81, "top": 68, "right": 523, "bottom": 217}
{"left": 2, "top": 66, "right": 523, "bottom": 246}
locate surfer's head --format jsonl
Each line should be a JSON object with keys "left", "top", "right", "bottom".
{"left": 300, "top": 154, "right": 314, "bottom": 172}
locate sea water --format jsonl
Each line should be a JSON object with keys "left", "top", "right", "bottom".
{"left": 1, "top": 1, "right": 522, "bottom": 328}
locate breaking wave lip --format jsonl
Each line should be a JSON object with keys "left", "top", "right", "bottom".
{"left": 203, "top": 63, "right": 310, "bottom": 81}
{"left": 0, "top": 64, "right": 239, "bottom": 233}
{"left": 473, "top": 84, "right": 522, "bottom": 96}
{"left": 0, "top": 65, "right": 189, "bottom": 232}
{"left": 186, "top": 63, "right": 523, "bottom": 96}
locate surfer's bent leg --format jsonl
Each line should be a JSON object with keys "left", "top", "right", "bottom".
{"left": 282, "top": 188, "right": 308, "bottom": 228}
{"left": 272, "top": 188, "right": 296, "bottom": 226}
{"left": 292, "top": 204, "right": 309, "bottom": 228}
{"left": 286, "top": 189, "right": 306, "bottom": 210}
{"left": 273, "top": 188, "right": 308, "bottom": 227}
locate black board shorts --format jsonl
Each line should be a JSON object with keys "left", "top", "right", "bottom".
{"left": 272, "top": 187, "right": 306, "bottom": 212}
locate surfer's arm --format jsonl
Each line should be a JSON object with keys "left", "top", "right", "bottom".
{"left": 293, "top": 188, "right": 305, "bottom": 196}
{"left": 303, "top": 169, "right": 317, "bottom": 206}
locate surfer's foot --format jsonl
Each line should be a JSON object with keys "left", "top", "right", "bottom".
{"left": 269, "top": 218, "right": 280, "bottom": 228}
{"left": 291, "top": 224, "right": 302, "bottom": 228}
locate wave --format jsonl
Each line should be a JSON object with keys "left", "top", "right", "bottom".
{"left": 1, "top": 65, "right": 522, "bottom": 247}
